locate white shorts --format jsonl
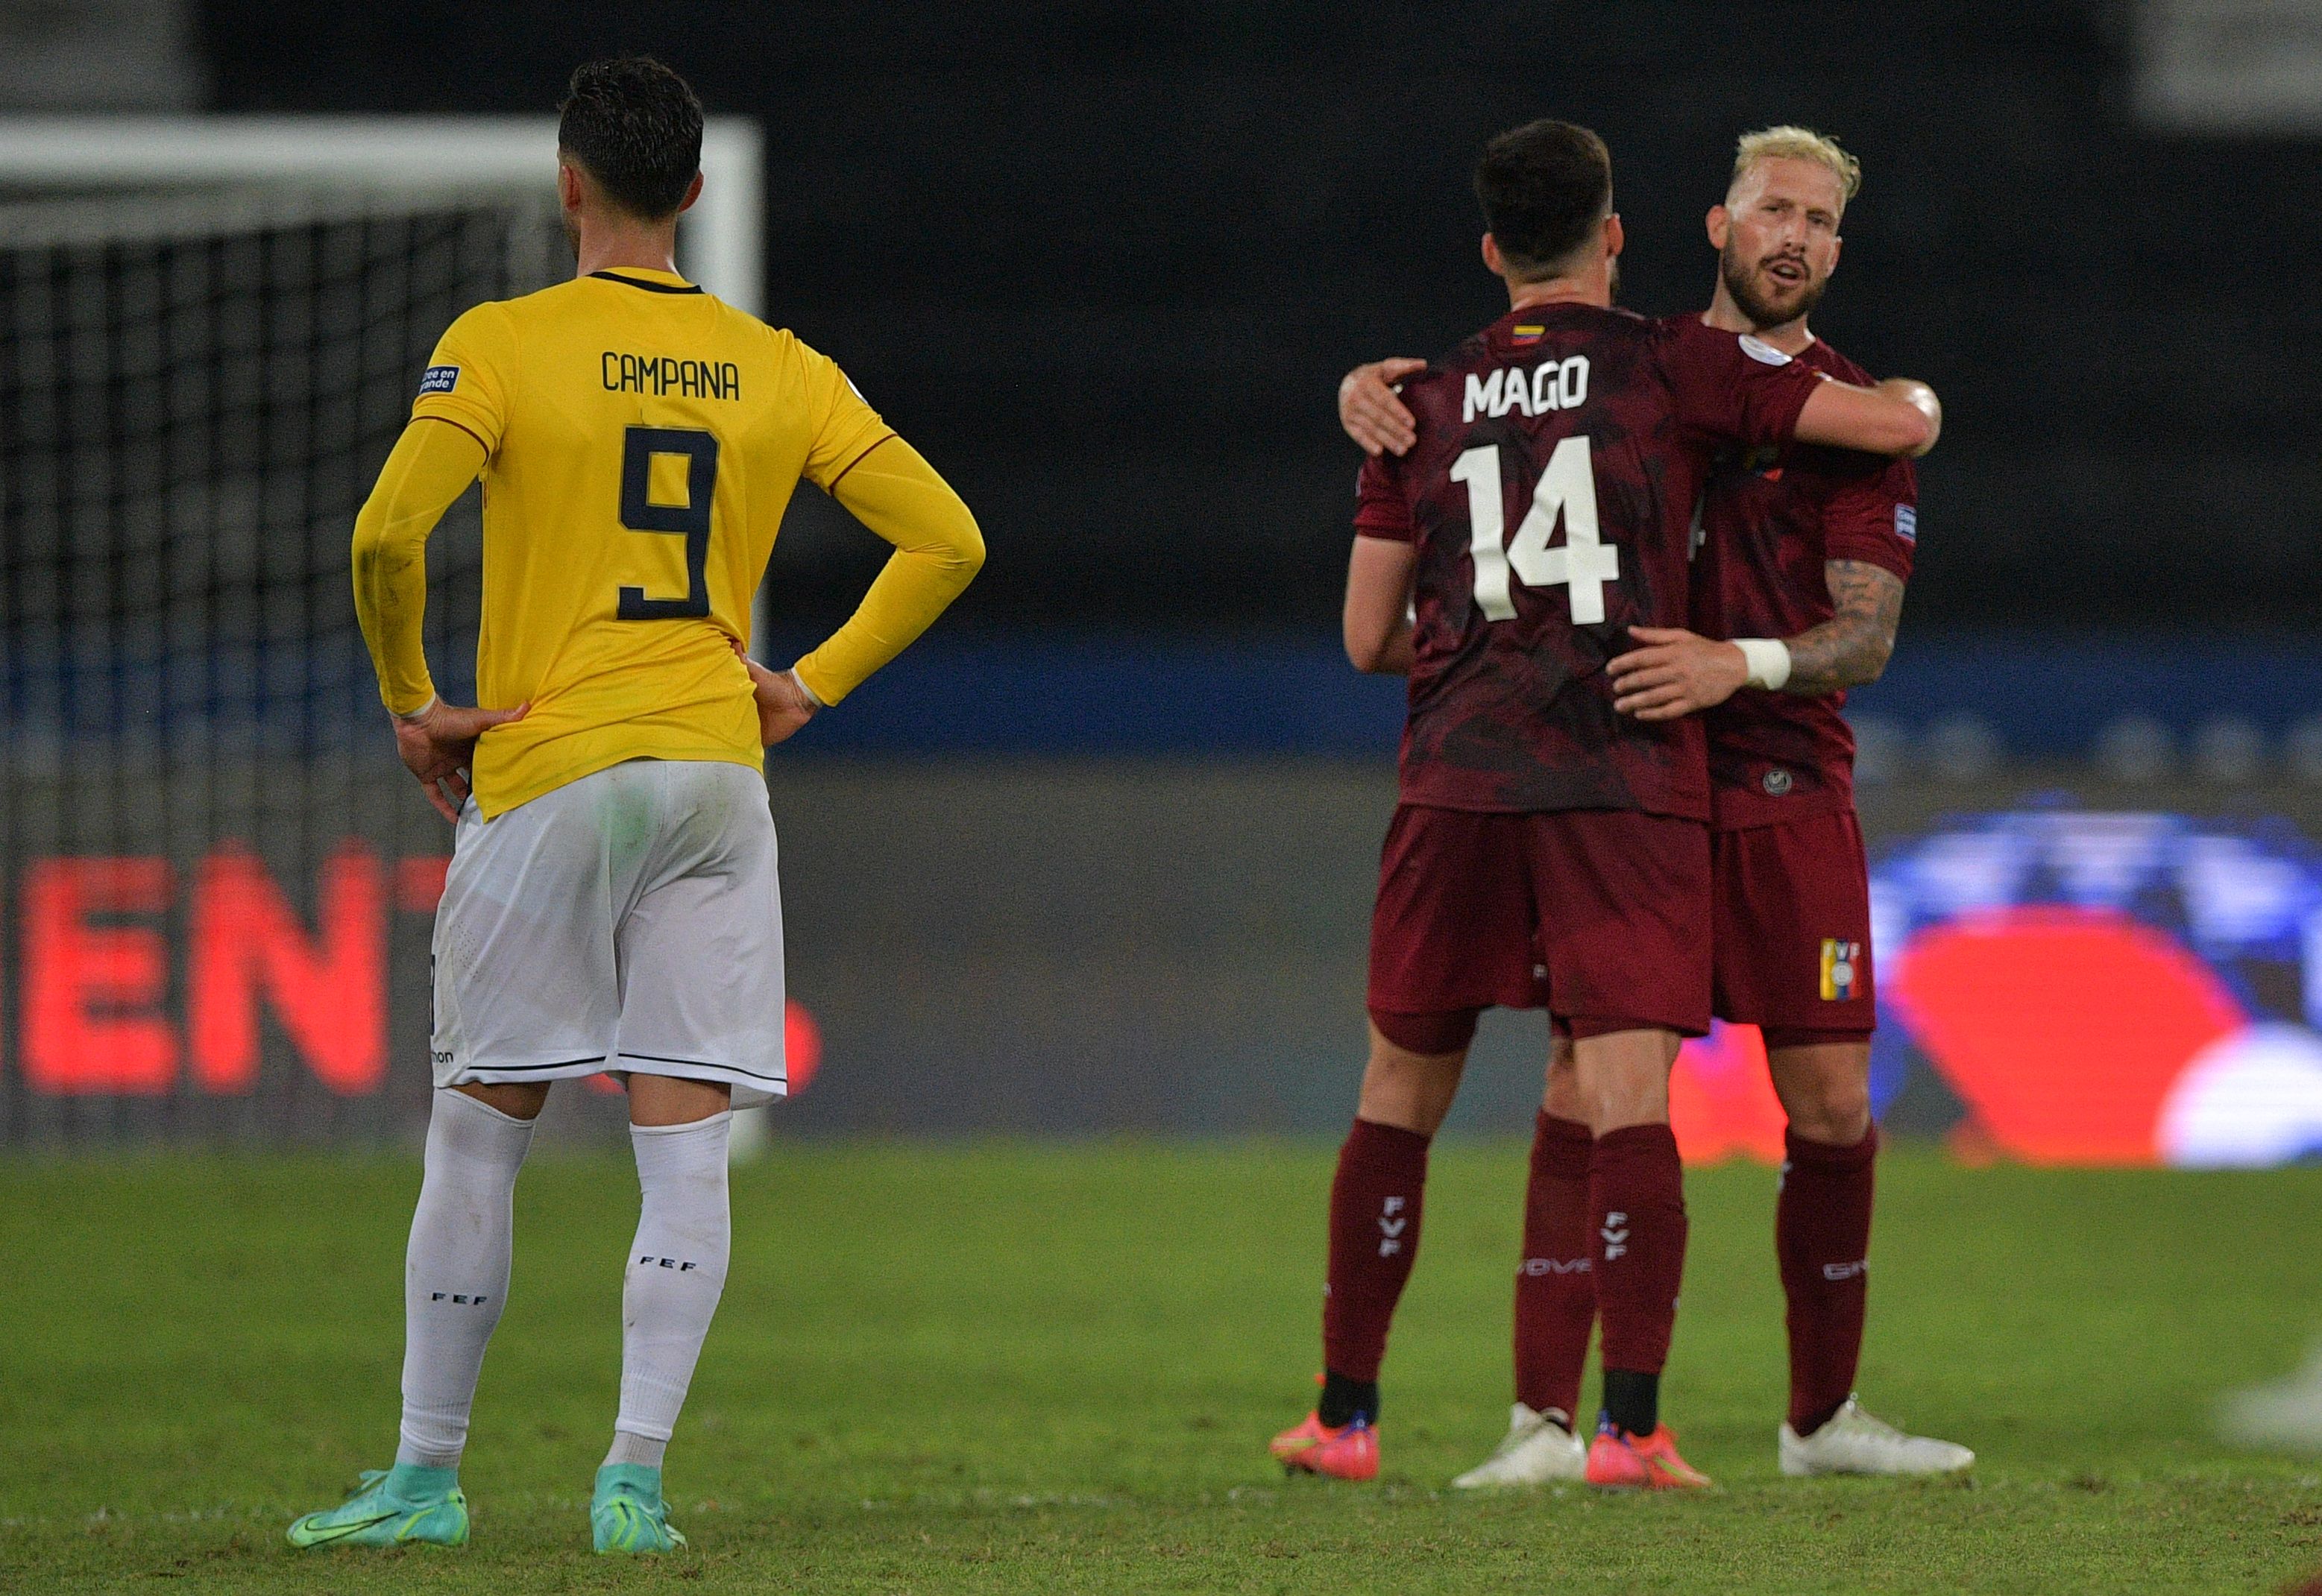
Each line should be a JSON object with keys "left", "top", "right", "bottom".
{"left": 431, "top": 758, "right": 787, "bottom": 1108}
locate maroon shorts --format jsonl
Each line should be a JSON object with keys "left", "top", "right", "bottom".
{"left": 1710, "top": 807, "right": 1875, "bottom": 1043}
{"left": 1367, "top": 804, "right": 1713, "bottom": 1051}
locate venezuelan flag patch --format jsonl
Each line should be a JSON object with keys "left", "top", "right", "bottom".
{"left": 1819, "top": 939, "right": 1862, "bottom": 1001}
{"left": 1511, "top": 324, "right": 1545, "bottom": 345}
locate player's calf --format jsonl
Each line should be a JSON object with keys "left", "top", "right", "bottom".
{"left": 1513, "top": 1108, "right": 1596, "bottom": 1428}
{"left": 1271, "top": 1093, "right": 1439, "bottom": 1484}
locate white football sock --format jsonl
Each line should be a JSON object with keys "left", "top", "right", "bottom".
{"left": 395, "top": 1089, "right": 537, "bottom": 1470}
{"left": 606, "top": 1111, "right": 732, "bottom": 1471}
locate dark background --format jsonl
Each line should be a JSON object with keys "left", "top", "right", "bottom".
{"left": 195, "top": 1, "right": 2322, "bottom": 637}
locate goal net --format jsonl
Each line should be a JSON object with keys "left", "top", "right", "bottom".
{"left": 0, "top": 117, "right": 761, "bottom": 1145}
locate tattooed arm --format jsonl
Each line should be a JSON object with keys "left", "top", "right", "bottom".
{"left": 1607, "top": 560, "right": 1907, "bottom": 721}
{"left": 1781, "top": 558, "right": 1904, "bottom": 695}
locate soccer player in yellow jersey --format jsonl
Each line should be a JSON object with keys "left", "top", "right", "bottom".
{"left": 288, "top": 58, "right": 982, "bottom": 1556}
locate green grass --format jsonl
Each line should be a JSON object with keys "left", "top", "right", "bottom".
{"left": 2, "top": 1142, "right": 2320, "bottom": 1593}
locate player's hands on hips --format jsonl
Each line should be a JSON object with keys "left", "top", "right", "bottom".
{"left": 731, "top": 640, "right": 818, "bottom": 746}
{"left": 394, "top": 699, "right": 529, "bottom": 823}
{"left": 1608, "top": 627, "right": 1750, "bottom": 721}
{"left": 1339, "top": 359, "right": 1426, "bottom": 457}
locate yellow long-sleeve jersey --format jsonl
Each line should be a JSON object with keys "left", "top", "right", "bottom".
{"left": 351, "top": 266, "right": 983, "bottom": 818}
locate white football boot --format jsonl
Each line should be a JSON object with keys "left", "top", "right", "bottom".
{"left": 2218, "top": 1347, "right": 2322, "bottom": 1454}
{"left": 1778, "top": 1397, "right": 1974, "bottom": 1477}
{"left": 1451, "top": 1403, "right": 1588, "bottom": 1488}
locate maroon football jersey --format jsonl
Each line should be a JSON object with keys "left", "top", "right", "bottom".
{"left": 1356, "top": 303, "right": 1823, "bottom": 818}
{"left": 1690, "top": 338, "right": 1917, "bottom": 830}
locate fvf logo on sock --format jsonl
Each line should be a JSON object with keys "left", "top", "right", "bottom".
{"left": 1377, "top": 1195, "right": 1409, "bottom": 1258}
{"left": 1600, "top": 1210, "right": 1630, "bottom": 1261}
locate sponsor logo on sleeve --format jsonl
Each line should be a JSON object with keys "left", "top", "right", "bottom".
{"left": 1738, "top": 334, "right": 1791, "bottom": 366}
{"left": 1895, "top": 504, "right": 1918, "bottom": 543}
{"left": 417, "top": 365, "right": 460, "bottom": 396}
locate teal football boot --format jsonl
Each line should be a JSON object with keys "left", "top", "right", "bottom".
{"left": 286, "top": 1463, "right": 468, "bottom": 1549}
{"left": 591, "top": 1463, "right": 688, "bottom": 1554}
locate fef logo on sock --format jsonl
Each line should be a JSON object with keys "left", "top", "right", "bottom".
{"left": 1819, "top": 939, "right": 1862, "bottom": 1000}
{"left": 1377, "top": 1195, "right": 1408, "bottom": 1258}
{"left": 1601, "top": 1210, "right": 1629, "bottom": 1261}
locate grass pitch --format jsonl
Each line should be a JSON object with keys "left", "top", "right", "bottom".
{"left": 2, "top": 1141, "right": 2319, "bottom": 1593}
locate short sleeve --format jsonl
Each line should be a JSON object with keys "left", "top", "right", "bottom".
{"left": 1658, "top": 321, "right": 1823, "bottom": 452}
{"left": 799, "top": 341, "right": 898, "bottom": 491}
{"left": 409, "top": 301, "right": 515, "bottom": 456}
{"left": 1353, "top": 451, "right": 1415, "bottom": 541}
{"left": 1822, "top": 456, "right": 1917, "bottom": 583}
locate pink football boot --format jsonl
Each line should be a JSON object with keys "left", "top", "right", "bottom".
{"left": 1270, "top": 1412, "right": 1380, "bottom": 1482}
{"left": 1585, "top": 1417, "right": 1713, "bottom": 1490}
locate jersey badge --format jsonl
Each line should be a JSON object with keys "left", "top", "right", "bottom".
{"left": 1819, "top": 939, "right": 1862, "bottom": 1001}
{"left": 418, "top": 364, "right": 460, "bottom": 396}
{"left": 1738, "top": 334, "right": 1791, "bottom": 366}
{"left": 1895, "top": 505, "right": 1918, "bottom": 543}
{"left": 1511, "top": 324, "right": 1545, "bottom": 346}
{"left": 1761, "top": 767, "right": 1794, "bottom": 797}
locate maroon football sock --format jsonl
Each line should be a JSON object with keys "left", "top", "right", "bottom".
{"left": 1321, "top": 1117, "right": 1432, "bottom": 1387}
{"left": 1591, "top": 1123, "right": 1687, "bottom": 1381}
{"left": 1514, "top": 1111, "right": 1596, "bottom": 1423}
{"left": 1778, "top": 1123, "right": 1878, "bottom": 1435}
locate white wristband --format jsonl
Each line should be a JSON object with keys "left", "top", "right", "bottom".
{"left": 394, "top": 695, "right": 438, "bottom": 724}
{"left": 1734, "top": 638, "right": 1793, "bottom": 692}
{"left": 788, "top": 668, "right": 826, "bottom": 710}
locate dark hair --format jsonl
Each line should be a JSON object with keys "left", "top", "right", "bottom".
{"left": 1473, "top": 119, "right": 1613, "bottom": 279}
{"left": 557, "top": 57, "right": 705, "bottom": 220}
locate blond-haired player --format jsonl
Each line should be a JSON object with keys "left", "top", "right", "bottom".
{"left": 289, "top": 57, "right": 982, "bottom": 1554}
{"left": 1338, "top": 126, "right": 1971, "bottom": 1486}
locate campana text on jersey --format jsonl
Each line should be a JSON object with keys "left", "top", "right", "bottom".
{"left": 1463, "top": 356, "right": 1591, "bottom": 423}
{"left": 601, "top": 352, "right": 743, "bottom": 400}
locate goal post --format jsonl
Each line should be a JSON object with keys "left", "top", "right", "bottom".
{"left": 0, "top": 115, "right": 764, "bottom": 314}
{"left": 0, "top": 116, "right": 764, "bottom": 1147}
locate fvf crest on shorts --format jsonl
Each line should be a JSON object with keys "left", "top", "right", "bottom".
{"left": 1708, "top": 808, "right": 1877, "bottom": 1039}
{"left": 430, "top": 758, "right": 787, "bottom": 1106}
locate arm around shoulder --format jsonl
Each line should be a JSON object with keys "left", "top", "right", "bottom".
{"left": 1793, "top": 376, "right": 1941, "bottom": 458}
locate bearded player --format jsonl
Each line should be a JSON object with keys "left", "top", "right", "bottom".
{"left": 287, "top": 58, "right": 983, "bottom": 1554}
{"left": 1271, "top": 118, "right": 1938, "bottom": 1491}
{"left": 1335, "top": 127, "right": 1972, "bottom": 1484}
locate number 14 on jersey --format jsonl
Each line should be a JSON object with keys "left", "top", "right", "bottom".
{"left": 1448, "top": 435, "right": 1618, "bottom": 624}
